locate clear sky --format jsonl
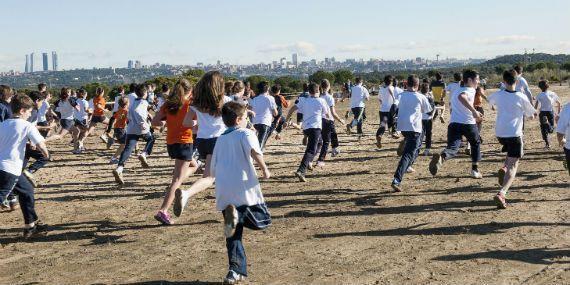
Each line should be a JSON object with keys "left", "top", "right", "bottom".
{"left": 2, "top": 0, "right": 569, "bottom": 72}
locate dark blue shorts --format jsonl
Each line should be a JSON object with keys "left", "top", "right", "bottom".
{"left": 195, "top": 137, "right": 218, "bottom": 160}
{"left": 497, "top": 136, "right": 523, "bottom": 158}
{"left": 91, "top": 115, "right": 106, "bottom": 124}
{"left": 113, "top": 128, "right": 126, "bottom": 144}
{"left": 74, "top": 119, "right": 88, "bottom": 129}
{"left": 167, "top": 143, "right": 194, "bottom": 161}
{"left": 60, "top": 119, "right": 74, "bottom": 130}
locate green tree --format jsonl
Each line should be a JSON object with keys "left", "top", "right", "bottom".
{"left": 183, "top": 69, "right": 205, "bottom": 78}
{"left": 309, "top": 70, "right": 335, "bottom": 84}
{"left": 245, "top": 75, "right": 269, "bottom": 93}
{"left": 562, "top": 62, "right": 570, "bottom": 72}
{"left": 332, "top": 69, "right": 354, "bottom": 84}
{"left": 494, "top": 64, "right": 509, "bottom": 75}
{"left": 82, "top": 82, "right": 110, "bottom": 100}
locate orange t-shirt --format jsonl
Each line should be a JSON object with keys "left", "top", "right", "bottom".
{"left": 474, "top": 88, "right": 484, "bottom": 107}
{"left": 93, "top": 96, "right": 106, "bottom": 116}
{"left": 113, "top": 109, "right": 128, "bottom": 129}
{"left": 161, "top": 99, "right": 193, "bottom": 145}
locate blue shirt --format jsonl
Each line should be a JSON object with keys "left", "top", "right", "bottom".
{"left": 0, "top": 100, "right": 12, "bottom": 122}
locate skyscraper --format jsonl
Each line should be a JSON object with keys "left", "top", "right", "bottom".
{"left": 292, "top": 53, "right": 298, "bottom": 66}
{"left": 128, "top": 60, "right": 134, "bottom": 69}
{"left": 42, "top": 53, "right": 49, "bottom": 71}
{"left": 30, "top": 53, "right": 34, "bottom": 73}
{"left": 25, "top": 54, "right": 29, "bottom": 73}
{"left": 52, "top": 51, "right": 58, "bottom": 71}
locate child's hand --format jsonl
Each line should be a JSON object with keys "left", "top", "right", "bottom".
{"left": 261, "top": 168, "right": 271, "bottom": 179}
{"left": 560, "top": 138, "right": 567, "bottom": 148}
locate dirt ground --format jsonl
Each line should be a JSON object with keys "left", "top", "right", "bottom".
{"left": 1, "top": 85, "right": 569, "bottom": 285}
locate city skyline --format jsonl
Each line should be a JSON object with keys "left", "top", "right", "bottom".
{"left": 1, "top": 0, "right": 570, "bottom": 72}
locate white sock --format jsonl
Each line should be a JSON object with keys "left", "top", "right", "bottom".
{"left": 25, "top": 222, "right": 35, "bottom": 229}
{"left": 140, "top": 152, "right": 147, "bottom": 157}
{"left": 116, "top": 166, "right": 124, "bottom": 173}
{"left": 499, "top": 188, "right": 508, "bottom": 196}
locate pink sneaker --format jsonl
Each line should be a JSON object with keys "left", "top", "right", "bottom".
{"left": 154, "top": 211, "right": 173, "bottom": 225}
{"left": 493, "top": 193, "right": 508, "bottom": 209}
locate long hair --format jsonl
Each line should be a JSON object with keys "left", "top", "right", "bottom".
{"left": 165, "top": 79, "right": 192, "bottom": 115}
{"left": 191, "top": 70, "right": 225, "bottom": 116}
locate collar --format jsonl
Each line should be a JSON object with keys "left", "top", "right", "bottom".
{"left": 222, "top": 126, "right": 238, "bottom": 135}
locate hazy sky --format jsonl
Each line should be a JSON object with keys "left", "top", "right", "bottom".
{"left": 2, "top": 0, "right": 569, "bottom": 72}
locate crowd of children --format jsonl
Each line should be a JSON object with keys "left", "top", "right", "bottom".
{"left": 1, "top": 63, "right": 570, "bottom": 284}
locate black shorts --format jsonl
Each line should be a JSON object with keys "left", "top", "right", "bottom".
{"left": 74, "top": 119, "right": 88, "bottom": 129}
{"left": 497, "top": 136, "right": 523, "bottom": 158}
{"left": 475, "top": 106, "right": 484, "bottom": 116}
{"left": 297, "top": 113, "right": 304, "bottom": 124}
{"left": 60, "top": 119, "right": 74, "bottom": 130}
{"left": 91, "top": 115, "right": 106, "bottom": 124}
{"left": 195, "top": 137, "right": 218, "bottom": 160}
{"left": 167, "top": 143, "right": 194, "bottom": 161}
{"left": 37, "top": 121, "right": 49, "bottom": 137}
{"left": 113, "top": 128, "right": 126, "bottom": 144}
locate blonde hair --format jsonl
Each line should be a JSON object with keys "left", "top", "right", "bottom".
{"left": 165, "top": 79, "right": 192, "bottom": 115}
{"left": 192, "top": 71, "right": 225, "bottom": 116}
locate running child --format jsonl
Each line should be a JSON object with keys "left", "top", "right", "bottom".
{"left": 270, "top": 84, "right": 288, "bottom": 140}
{"left": 0, "top": 85, "right": 20, "bottom": 211}
{"left": 72, "top": 89, "right": 91, "bottom": 154}
{"left": 151, "top": 79, "right": 199, "bottom": 225}
{"left": 391, "top": 75, "right": 432, "bottom": 192}
{"left": 22, "top": 91, "right": 51, "bottom": 187}
{"left": 250, "top": 81, "right": 278, "bottom": 149}
{"left": 285, "top": 82, "right": 332, "bottom": 182}
{"left": 112, "top": 84, "right": 156, "bottom": 185}
{"left": 85, "top": 87, "right": 110, "bottom": 146}
{"left": 346, "top": 77, "right": 370, "bottom": 136}
{"left": 430, "top": 72, "right": 447, "bottom": 123}
{"left": 556, "top": 102, "right": 570, "bottom": 175}
{"left": 316, "top": 79, "right": 344, "bottom": 165}
{"left": 487, "top": 70, "right": 536, "bottom": 209}
{"left": 429, "top": 69, "right": 484, "bottom": 179}
{"left": 534, "top": 80, "right": 561, "bottom": 149}
{"left": 376, "top": 75, "right": 398, "bottom": 149}
{"left": 109, "top": 97, "right": 128, "bottom": 164}
{"left": 420, "top": 82, "right": 435, "bottom": 156}
{"left": 174, "top": 70, "right": 227, "bottom": 217}
{"left": 0, "top": 94, "right": 50, "bottom": 238}
{"left": 473, "top": 86, "right": 488, "bottom": 138}
{"left": 105, "top": 86, "right": 126, "bottom": 146}
{"left": 45, "top": 87, "right": 77, "bottom": 143}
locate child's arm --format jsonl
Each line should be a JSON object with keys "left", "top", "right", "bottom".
{"left": 557, "top": 133, "right": 566, "bottom": 148}
{"left": 284, "top": 105, "right": 298, "bottom": 123}
{"left": 151, "top": 108, "right": 166, "bottom": 127}
{"left": 182, "top": 107, "right": 197, "bottom": 128}
{"left": 330, "top": 106, "right": 345, "bottom": 124}
{"left": 251, "top": 149, "right": 270, "bottom": 179}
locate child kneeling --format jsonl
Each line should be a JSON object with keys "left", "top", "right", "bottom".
{"left": 211, "top": 102, "right": 271, "bottom": 284}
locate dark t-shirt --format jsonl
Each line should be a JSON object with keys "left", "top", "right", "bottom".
{"left": 0, "top": 100, "right": 12, "bottom": 122}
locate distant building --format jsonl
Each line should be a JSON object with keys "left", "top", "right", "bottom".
{"left": 135, "top": 60, "right": 142, "bottom": 69}
{"left": 292, "top": 53, "right": 298, "bottom": 66}
{"left": 30, "top": 53, "right": 34, "bottom": 73}
{"left": 25, "top": 54, "right": 29, "bottom": 73}
{"left": 42, "top": 53, "right": 49, "bottom": 71}
{"left": 52, "top": 51, "right": 58, "bottom": 71}
{"left": 128, "top": 60, "right": 134, "bottom": 69}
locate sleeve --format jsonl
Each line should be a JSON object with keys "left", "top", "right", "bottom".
{"left": 556, "top": 105, "right": 570, "bottom": 134}
{"left": 322, "top": 100, "right": 330, "bottom": 115}
{"left": 270, "top": 97, "right": 277, "bottom": 110}
{"left": 364, "top": 88, "right": 370, "bottom": 99}
{"left": 242, "top": 130, "right": 262, "bottom": 156}
{"left": 329, "top": 96, "right": 335, "bottom": 107}
{"left": 487, "top": 93, "right": 497, "bottom": 106}
{"left": 421, "top": 96, "right": 433, "bottom": 114}
{"left": 521, "top": 96, "right": 536, "bottom": 117}
{"left": 210, "top": 144, "right": 218, "bottom": 178}
{"left": 27, "top": 124, "right": 45, "bottom": 145}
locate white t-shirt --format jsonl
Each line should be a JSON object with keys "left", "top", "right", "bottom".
{"left": 127, "top": 92, "right": 138, "bottom": 107}
{"left": 231, "top": 94, "right": 249, "bottom": 106}
{"left": 250, "top": 93, "right": 277, "bottom": 126}
{"left": 450, "top": 86, "right": 476, "bottom": 125}
{"left": 556, "top": 103, "right": 570, "bottom": 149}
{"left": 0, "top": 119, "right": 45, "bottom": 176}
{"left": 296, "top": 96, "right": 329, "bottom": 129}
{"left": 396, "top": 91, "right": 432, "bottom": 133}
{"left": 112, "top": 94, "right": 125, "bottom": 112}
{"left": 126, "top": 98, "right": 150, "bottom": 135}
{"left": 378, "top": 85, "right": 396, "bottom": 112}
{"left": 74, "top": 98, "right": 90, "bottom": 121}
{"left": 223, "top": 95, "right": 232, "bottom": 104}
{"left": 350, "top": 84, "right": 370, "bottom": 108}
{"left": 57, "top": 99, "right": 76, "bottom": 120}
{"left": 536, "top": 91, "right": 559, "bottom": 112}
{"left": 321, "top": 93, "right": 335, "bottom": 119}
{"left": 37, "top": 101, "right": 49, "bottom": 123}
{"left": 394, "top": 87, "right": 404, "bottom": 105}
{"left": 488, "top": 89, "right": 536, "bottom": 138}
{"left": 190, "top": 106, "right": 227, "bottom": 138}
{"left": 516, "top": 76, "right": 533, "bottom": 102}
{"left": 445, "top": 82, "right": 461, "bottom": 97}
{"left": 211, "top": 128, "right": 265, "bottom": 211}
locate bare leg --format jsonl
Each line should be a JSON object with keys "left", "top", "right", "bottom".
{"left": 159, "top": 159, "right": 198, "bottom": 212}
{"left": 45, "top": 128, "right": 70, "bottom": 142}
{"left": 183, "top": 154, "right": 214, "bottom": 198}
{"left": 499, "top": 157, "right": 519, "bottom": 196}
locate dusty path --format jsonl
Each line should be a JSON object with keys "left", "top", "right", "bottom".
{"left": 1, "top": 86, "right": 569, "bottom": 284}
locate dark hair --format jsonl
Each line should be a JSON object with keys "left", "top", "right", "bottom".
{"left": 161, "top": 84, "right": 170, "bottom": 93}
{"left": 118, "top": 97, "right": 128, "bottom": 108}
{"left": 11, "top": 94, "right": 34, "bottom": 114}
{"left": 135, "top": 84, "right": 148, "bottom": 98}
{"left": 95, "top": 87, "right": 104, "bottom": 97}
{"left": 420, "top": 82, "right": 429, "bottom": 94}
{"left": 502, "top": 70, "right": 517, "bottom": 86}
{"left": 308, "top": 82, "right": 320, "bottom": 94}
{"left": 407, "top": 74, "right": 419, "bottom": 88}
{"left": 435, "top": 72, "right": 442, "bottom": 80}
{"left": 320, "top": 79, "right": 330, "bottom": 93}
{"left": 462, "top": 70, "right": 479, "bottom": 85}
{"left": 129, "top": 83, "right": 137, "bottom": 93}
{"left": 77, "top": 89, "right": 87, "bottom": 98}
{"left": 302, "top": 82, "right": 309, "bottom": 92}
{"left": 118, "top": 86, "right": 125, "bottom": 93}
{"left": 256, "top": 81, "right": 270, "bottom": 94}
{"left": 355, "top": 77, "right": 363, "bottom": 84}
{"left": 60, "top": 87, "right": 71, "bottom": 99}
{"left": 0, "top": 85, "right": 12, "bottom": 99}
{"left": 538, "top": 79, "right": 549, "bottom": 92}
{"left": 192, "top": 70, "right": 225, "bottom": 116}
{"left": 453, "top": 72, "right": 462, "bottom": 82}
{"left": 383, "top": 75, "right": 393, "bottom": 86}
{"left": 513, "top": 64, "right": 523, "bottom": 74}
{"left": 37, "top": 83, "right": 47, "bottom": 91}
{"left": 221, "top": 101, "right": 246, "bottom": 127}
{"left": 270, "top": 84, "right": 281, "bottom": 95}
{"left": 28, "top": 91, "right": 45, "bottom": 102}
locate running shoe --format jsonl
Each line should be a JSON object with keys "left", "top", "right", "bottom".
{"left": 173, "top": 189, "right": 189, "bottom": 217}
{"left": 316, "top": 161, "right": 325, "bottom": 168}
{"left": 470, "top": 169, "right": 483, "bottom": 179}
{"left": 23, "top": 222, "right": 49, "bottom": 239}
{"left": 138, "top": 154, "right": 150, "bottom": 168}
{"left": 331, "top": 148, "right": 340, "bottom": 157}
{"left": 493, "top": 193, "right": 508, "bottom": 209}
{"left": 99, "top": 134, "right": 109, "bottom": 144}
{"left": 294, "top": 171, "right": 306, "bottom": 182}
{"left": 154, "top": 211, "right": 173, "bottom": 225}
{"left": 223, "top": 270, "right": 245, "bottom": 285}
{"left": 391, "top": 182, "right": 402, "bottom": 192}
{"left": 375, "top": 136, "right": 382, "bottom": 149}
{"left": 429, "top": 153, "right": 442, "bottom": 176}
{"left": 223, "top": 204, "right": 238, "bottom": 238}
{"left": 112, "top": 169, "right": 124, "bottom": 185}
{"left": 23, "top": 169, "right": 38, "bottom": 188}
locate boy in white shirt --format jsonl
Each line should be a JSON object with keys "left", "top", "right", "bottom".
{"left": 557, "top": 102, "right": 570, "bottom": 175}
{"left": 72, "top": 89, "right": 91, "bottom": 154}
{"left": 534, "top": 80, "right": 561, "bottom": 149}
{"left": 514, "top": 65, "right": 533, "bottom": 103}
{"left": 346, "top": 77, "right": 369, "bottom": 136}
{"left": 429, "top": 70, "right": 484, "bottom": 179}
{"left": 376, "top": 75, "right": 398, "bottom": 149}
{"left": 249, "top": 81, "right": 278, "bottom": 149}
{"left": 211, "top": 101, "right": 271, "bottom": 284}
{"left": 112, "top": 84, "right": 156, "bottom": 185}
{"left": 286, "top": 83, "right": 332, "bottom": 182}
{"left": 316, "top": 79, "right": 345, "bottom": 165}
{"left": 391, "top": 75, "right": 432, "bottom": 192}
{"left": 0, "top": 94, "right": 50, "bottom": 238}
{"left": 487, "top": 70, "right": 536, "bottom": 209}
